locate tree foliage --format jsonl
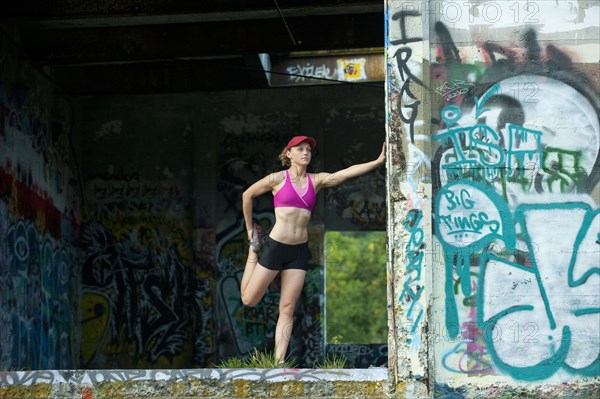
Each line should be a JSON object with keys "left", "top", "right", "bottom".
{"left": 325, "top": 231, "right": 387, "bottom": 344}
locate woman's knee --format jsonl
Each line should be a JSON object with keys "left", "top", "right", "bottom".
{"left": 241, "top": 290, "right": 261, "bottom": 307}
{"left": 279, "top": 301, "right": 297, "bottom": 318}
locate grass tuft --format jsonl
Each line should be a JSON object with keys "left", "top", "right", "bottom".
{"left": 217, "top": 348, "right": 296, "bottom": 368}
{"left": 216, "top": 356, "right": 246, "bottom": 368}
{"left": 314, "top": 352, "right": 348, "bottom": 369}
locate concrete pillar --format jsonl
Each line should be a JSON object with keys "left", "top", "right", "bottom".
{"left": 386, "top": 0, "right": 433, "bottom": 394}
{"left": 386, "top": 0, "right": 599, "bottom": 397}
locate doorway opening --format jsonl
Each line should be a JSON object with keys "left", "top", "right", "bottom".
{"left": 325, "top": 231, "right": 387, "bottom": 345}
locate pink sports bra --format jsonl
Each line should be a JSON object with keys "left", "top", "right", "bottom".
{"left": 274, "top": 170, "right": 316, "bottom": 211}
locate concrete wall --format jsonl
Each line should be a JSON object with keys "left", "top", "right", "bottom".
{"left": 1, "top": 22, "right": 387, "bottom": 375}
{"left": 0, "top": 30, "right": 82, "bottom": 370}
{"left": 386, "top": 0, "right": 599, "bottom": 396}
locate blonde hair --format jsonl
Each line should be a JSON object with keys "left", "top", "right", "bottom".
{"left": 278, "top": 146, "right": 291, "bottom": 167}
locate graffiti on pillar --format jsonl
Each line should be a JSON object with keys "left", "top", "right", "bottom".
{"left": 399, "top": 208, "right": 426, "bottom": 350}
{"left": 431, "top": 20, "right": 599, "bottom": 380}
{"left": 390, "top": 10, "right": 425, "bottom": 145}
{"left": 478, "top": 202, "right": 599, "bottom": 380}
{"left": 433, "top": 84, "right": 545, "bottom": 191}
{"left": 389, "top": 6, "right": 432, "bottom": 354}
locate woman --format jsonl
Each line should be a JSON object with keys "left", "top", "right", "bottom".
{"left": 241, "top": 135, "right": 386, "bottom": 364}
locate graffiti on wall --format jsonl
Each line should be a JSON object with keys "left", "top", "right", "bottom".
{"left": 431, "top": 20, "right": 599, "bottom": 381}
{"left": 327, "top": 344, "right": 388, "bottom": 368}
{"left": 217, "top": 113, "right": 298, "bottom": 217}
{"left": 0, "top": 204, "right": 78, "bottom": 370}
{"left": 326, "top": 176, "right": 387, "bottom": 229}
{"left": 193, "top": 228, "right": 217, "bottom": 366}
{"left": 0, "top": 85, "right": 80, "bottom": 370}
{"left": 286, "top": 62, "right": 335, "bottom": 83}
{"left": 1, "top": 367, "right": 386, "bottom": 388}
{"left": 323, "top": 107, "right": 387, "bottom": 230}
{"left": 81, "top": 175, "right": 213, "bottom": 368}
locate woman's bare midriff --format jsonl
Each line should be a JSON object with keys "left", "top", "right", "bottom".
{"left": 269, "top": 207, "right": 312, "bottom": 244}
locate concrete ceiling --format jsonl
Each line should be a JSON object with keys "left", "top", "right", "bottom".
{"left": 2, "top": 0, "right": 384, "bottom": 95}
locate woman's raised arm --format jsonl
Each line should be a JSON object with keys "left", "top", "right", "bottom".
{"left": 314, "top": 141, "right": 386, "bottom": 190}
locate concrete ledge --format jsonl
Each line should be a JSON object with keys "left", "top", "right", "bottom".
{"left": 4, "top": 369, "right": 597, "bottom": 398}
{"left": 0, "top": 368, "right": 394, "bottom": 399}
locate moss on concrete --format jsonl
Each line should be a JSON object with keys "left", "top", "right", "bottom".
{"left": 231, "top": 379, "right": 252, "bottom": 398}
{"left": 7, "top": 369, "right": 597, "bottom": 399}
{"left": 267, "top": 381, "right": 305, "bottom": 397}
{"left": 0, "top": 384, "right": 52, "bottom": 398}
{"left": 333, "top": 380, "right": 389, "bottom": 398}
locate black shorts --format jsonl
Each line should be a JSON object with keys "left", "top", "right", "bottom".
{"left": 258, "top": 236, "right": 312, "bottom": 271}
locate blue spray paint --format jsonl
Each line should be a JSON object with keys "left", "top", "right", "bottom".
{"left": 477, "top": 202, "right": 599, "bottom": 380}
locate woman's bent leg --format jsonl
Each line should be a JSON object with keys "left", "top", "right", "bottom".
{"left": 240, "top": 251, "right": 279, "bottom": 307}
{"left": 240, "top": 248, "right": 259, "bottom": 296}
{"left": 275, "top": 269, "right": 307, "bottom": 363}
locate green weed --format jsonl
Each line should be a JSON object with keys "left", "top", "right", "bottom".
{"left": 314, "top": 352, "right": 348, "bottom": 369}
{"left": 217, "top": 348, "right": 296, "bottom": 368}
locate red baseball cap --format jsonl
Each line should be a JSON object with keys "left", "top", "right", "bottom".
{"left": 286, "top": 135, "right": 317, "bottom": 149}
